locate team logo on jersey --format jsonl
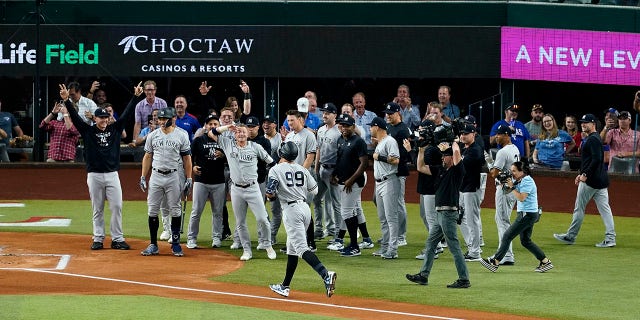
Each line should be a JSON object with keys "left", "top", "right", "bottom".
{"left": 96, "top": 131, "right": 111, "bottom": 147}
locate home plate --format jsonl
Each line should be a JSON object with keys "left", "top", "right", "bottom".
{"left": 0, "top": 216, "right": 71, "bottom": 227}
{"left": 0, "top": 203, "right": 25, "bottom": 208}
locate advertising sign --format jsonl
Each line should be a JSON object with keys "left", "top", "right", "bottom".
{"left": 1, "top": 25, "right": 499, "bottom": 78}
{"left": 501, "top": 27, "right": 640, "bottom": 86}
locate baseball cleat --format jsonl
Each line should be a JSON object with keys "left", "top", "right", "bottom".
{"left": 358, "top": 238, "right": 375, "bottom": 249}
{"left": 240, "top": 251, "right": 252, "bottom": 261}
{"left": 141, "top": 243, "right": 159, "bottom": 256}
{"left": 90, "top": 242, "right": 103, "bottom": 250}
{"left": 110, "top": 241, "right": 130, "bottom": 250}
{"left": 211, "top": 238, "right": 221, "bottom": 248}
{"left": 406, "top": 273, "right": 428, "bottom": 285}
{"left": 324, "top": 271, "right": 337, "bottom": 297}
{"left": 186, "top": 239, "right": 198, "bottom": 249}
{"left": 171, "top": 243, "right": 184, "bottom": 257}
{"left": 159, "top": 231, "right": 171, "bottom": 241}
{"left": 595, "top": 239, "right": 616, "bottom": 248}
{"left": 266, "top": 246, "right": 277, "bottom": 260}
{"left": 553, "top": 233, "right": 575, "bottom": 245}
{"left": 269, "top": 284, "right": 290, "bottom": 297}
{"left": 230, "top": 242, "right": 241, "bottom": 250}
{"left": 447, "top": 279, "right": 471, "bottom": 289}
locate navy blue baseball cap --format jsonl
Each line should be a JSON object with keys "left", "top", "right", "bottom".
{"left": 463, "top": 115, "right": 477, "bottom": 124}
{"left": 94, "top": 108, "right": 110, "bottom": 118}
{"left": 337, "top": 114, "right": 355, "bottom": 126}
{"left": 368, "top": 117, "right": 388, "bottom": 130}
{"left": 462, "top": 124, "right": 476, "bottom": 134}
{"left": 579, "top": 114, "right": 597, "bottom": 123}
{"left": 320, "top": 103, "right": 338, "bottom": 114}
{"left": 244, "top": 116, "right": 260, "bottom": 127}
{"left": 383, "top": 102, "right": 401, "bottom": 114}
{"left": 495, "top": 124, "right": 512, "bottom": 135}
{"left": 262, "top": 115, "right": 277, "bottom": 124}
{"left": 204, "top": 114, "right": 219, "bottom": 124}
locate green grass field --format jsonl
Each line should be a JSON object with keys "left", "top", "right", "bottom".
{"left": 1, "top": 200, "right": 639, "bottom": 320}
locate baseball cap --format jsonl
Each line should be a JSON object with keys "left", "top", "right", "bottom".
{"left": 158, "top": 108, "right": 175, "bottom": 119}
{"left": 606, "top": 107, "right": 619, "bottom": 116}
{"left": 532, "top": 104, "right": 543, "bottom": 112}
{"left": 618, "top": 111, "right": 631, "bottom": 119}
{"left": 495, "top": 124, "right": 512, "bottom": 135}
{"left": 441, "top": 147, "right": 453, "bottom": 156}
{"left": 462, "top": 124, "right": 476, "bottom": 134}
{"left": 204, "top": 114, "right": 219, "bottom": 124}
{"left": 244, "top": 116, "right": 260, "bottom": 127}
{"left": 420, "top": 119, "right": 435, "bottom": 128}
{"left": 337, "top": 114, "right": 355, "bottom": 126}
{"left": 297, "top": 97, "right": 309, "bottom": 113}
{"left": 506, "top": 104, "right": 520, "bottom": 112}
{"left": 320, "top": 103, "right": 337, "bottom": 114}
{"left": 368, "top": 117, "right": 388, "bottom": 130}
{"left": 463, "top": 115, "right": 476, "bottom": 124}
{"left": 94, "top": 108, "right": 110, "bottom": 118}
{"left": 383, "top": 102, "right": 401, "bottom": 114}
{"left": 262, "top": 114, "right": 277, "bottom": 124}
{"left": 579, "top": 113, "right": 597, "bottom": 123}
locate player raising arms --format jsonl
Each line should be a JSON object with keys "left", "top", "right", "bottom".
{"left": 267, "top": 141, "right": 337, "bottom": 298}
{"left": 59, "top": 81, "right": 143, "bottom": 251}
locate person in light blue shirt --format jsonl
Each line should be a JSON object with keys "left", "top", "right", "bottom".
{"left": 480, "top": 161, "right": 553, "bottom": 273}
{"left": 533, "top": 114, "right": 575, "bottom": 169}
{"left": 352, "top": 92, "right": 377, "bottom": 151}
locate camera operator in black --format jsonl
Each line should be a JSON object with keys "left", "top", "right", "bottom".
{"left": 414, "top": 120, "right": 444, "bottom": 260}
{"left": 384, "top": 103, "right": 412, "bottom": 246}
{"left": 406, "top": 141, "right": 470, "bottom": 288}
{"left": 458, "top": 124, "right": 485, "bottom": 261}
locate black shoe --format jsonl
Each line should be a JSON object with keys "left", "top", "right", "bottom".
{"left": 447, "top": 279, "right": 471, "bottom": 289}
{"left": 91, "top": 242, "right": 103, "bottom": 250}
{"left": 406, "top": 273, "right": 428, "bottom": 285}
{"left": 111, "top": 241, "right": 130, "bottom": 250}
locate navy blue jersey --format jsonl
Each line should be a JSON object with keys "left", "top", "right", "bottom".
{"left": 334, "top": 133, "right": 367, "bottom": 188}
{"left": 191, "top": 134, "right": 226, "bottom": 184}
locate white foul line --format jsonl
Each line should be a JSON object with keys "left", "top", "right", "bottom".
{"left": 15, "top": 268, "right": 464, "bottom": 320}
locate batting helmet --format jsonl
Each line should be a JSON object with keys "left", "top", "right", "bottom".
{"left": 278, "top": 141, "right": 298, "bottom": 162}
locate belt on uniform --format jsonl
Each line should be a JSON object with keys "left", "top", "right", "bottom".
{"left": 233, "top": 181, "right": 256, "bottom": 188}
{"left": 518, "top": 211, "right": 538, "bottom": 215}
{"left": 375, "top": 176, "right": 389, "bottom": 183}
{"left": 287, "top": 199, "right": 305, "bottom": 205}
{"left": 153, "top": 168, "right": 177, "bottom": 175}
{"left": 321, "top": 163, "right": 336, "bottom": 169}
{"left": 436, "top": 206, "right": 458, "bottom": 211}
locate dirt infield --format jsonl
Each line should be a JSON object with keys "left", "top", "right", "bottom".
{"left": 0, "top": 232, "right": 548, "bottom": 320}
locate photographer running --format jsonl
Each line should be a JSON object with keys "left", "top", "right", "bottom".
{"left": 491, "top": 125, "right": 520, "bottom": 265}
{"left": 480, "top": 161, "right": 553, "bottom": 273}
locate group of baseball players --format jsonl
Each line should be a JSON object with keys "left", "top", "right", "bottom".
{"left": 63, "top": 78, "right": 620, "bottom": 297}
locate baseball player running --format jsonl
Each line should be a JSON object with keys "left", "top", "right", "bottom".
{"left": 267, "top": 141, "right": 337, "bottom": 298}
{"left": 186, "top": 114, "right": 227, "bottom": 249}
{"left": 58, "top": 82, "right": 143, "bottom": 250}
{"left": 140, "top": 107, "right": 193, "bottom": 257}
{"left": 207, "top": 123, "right": 276, "bottom": 261}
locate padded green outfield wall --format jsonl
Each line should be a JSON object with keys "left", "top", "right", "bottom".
{"left": 1, "top": 1, "right": 639, "bottom": 32}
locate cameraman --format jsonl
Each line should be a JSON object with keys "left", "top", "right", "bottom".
{"left": 490, "top": 125, "right": 520, "bottom": 265}
{"left": 480, "top": 161, "right": 553, "bottom": 273}
{"left": 458, "top": 124, "right": 485, "bottom": 261}
{"left": 406, "top": 141, "right": 470, "bottom": 289}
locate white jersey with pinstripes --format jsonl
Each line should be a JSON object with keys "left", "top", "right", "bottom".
{"left": 283, "top": 128, "right": 317, "bottom": 166}
{"left": 316, "top": 124, "right": 341, "bottom": 165}
{"left": 144, "top": 127, "right": 190, "bottom": 170}
{"left": 268, "top": 162, "right": 318, "bottom": 203}
{"left": 217, "top": 135, "right": 273, "bottom": 185}
{"left": 373, "top": 135, "right": 400, "bottom": 180}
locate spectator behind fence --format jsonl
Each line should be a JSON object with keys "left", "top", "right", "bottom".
{"left": 532, "top": 114, "right": 574, "bottom": 169}
{"left": 133, "top": 80, "right": 168, "bottom": 141}
{"left": 39, "top": 101, "right": 80, "bottom": 162}
{"left": 562, "top": 115, "right": 581, "bottom": 156}
{"left": 438, "top": 86, "right": 460, "bottom": 123}
{"left": 67, "top": 81, "right": 98, "bottom": 125}
{"left": 603, "top": 110, "right": 640, "bottom": 173}
{"left": 0, "top": 98, "right": 25, "bottom": 162}
{"left": 525, "top": 104, "right": 544, "bottom": 148}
